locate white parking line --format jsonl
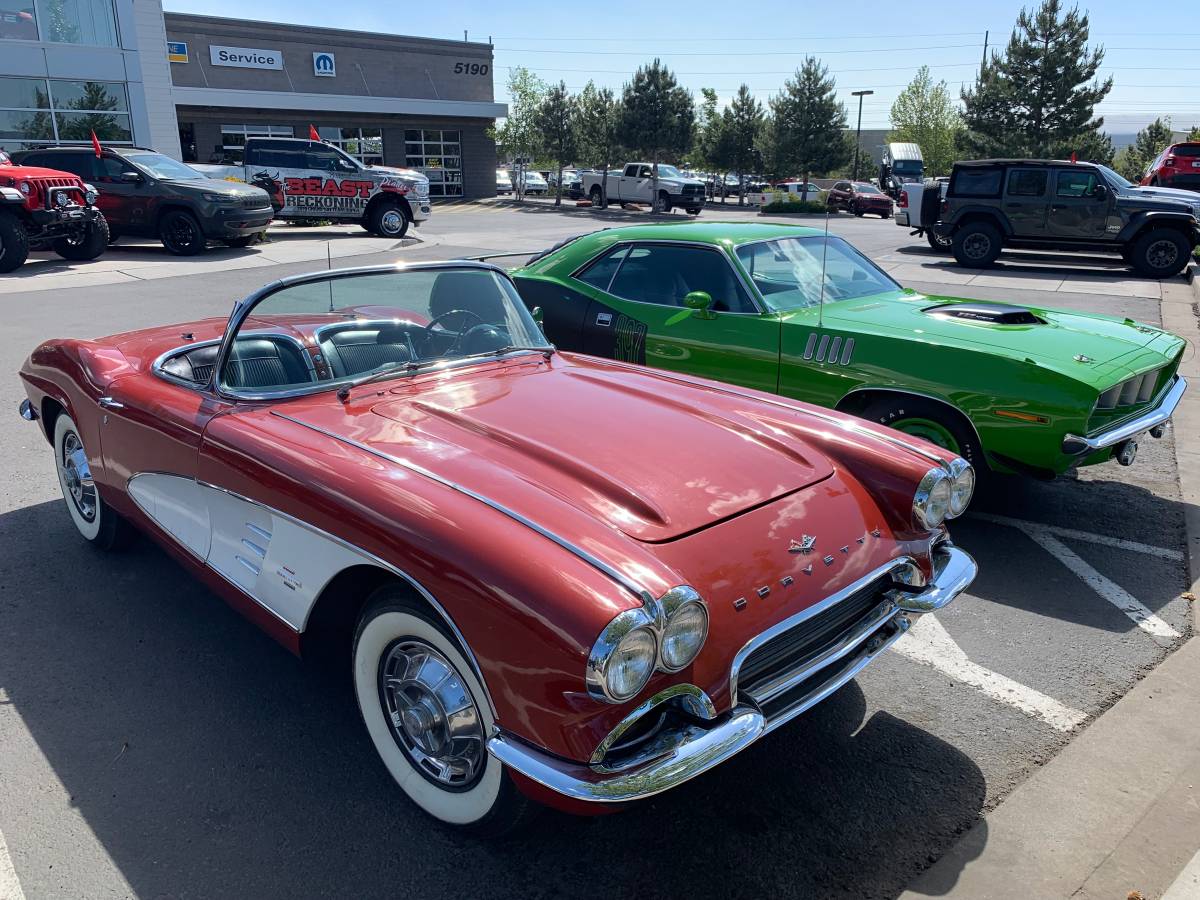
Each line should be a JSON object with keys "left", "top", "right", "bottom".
{"left": 1162, "top": 848, "right": 1200, "bottom": 900}
{"left": 0, "top": 828, "right": 27, "bottom": 900}
{"left": 894, "top": 615, "right": 1089, "bottom": 733}
{"left": 970, "top": 512, "right": 1185, "bottom": 562}
{"left": 1037, "top": 533, "right": 1182, "bottom": 644}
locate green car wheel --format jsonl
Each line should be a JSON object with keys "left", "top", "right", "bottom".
{"left": 859, "top": 396, "right": 984, "bottom": 471}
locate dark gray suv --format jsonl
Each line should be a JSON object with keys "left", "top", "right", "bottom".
{"left": 934, "top": 159, "right": 1200, "bottom": 278}
{"left": 13, "top": 146, "right": 273, "bottom": 255}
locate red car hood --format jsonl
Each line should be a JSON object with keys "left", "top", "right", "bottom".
{"left": 281, "top": 354, "right": 834, "bottom": 543}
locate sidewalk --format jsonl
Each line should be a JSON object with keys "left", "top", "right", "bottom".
{"left": 900, "top": 268, "right": 1200, "bottom": 900}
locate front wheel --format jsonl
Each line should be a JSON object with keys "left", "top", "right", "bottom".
{"left": 352, "top": 590, "right": 535, "bottom": 835}
{"left": 858, "top": 396, "right": 984, "bottom": 471}
{"left": 589, "top": 186, "right": 606, "bottom": 209}
{"left": 0, "top": 211, "right": 30, "bottom": 273}
{"left": 368, "top": 202, "right": 410, "bottom": 239}
{"left": 53, "top": 412, "right": 132, "bottom": 550}
{"left": 159, "top": 210, "right": 206, "bottom": 255}
{"left": 658, "top": 192, "right": 672, "bottom": 214}
{"left": 1129, "top": 229, "right": 1190, "bottom": 278}
{"left": 53, "top": 216, "right": 109, "bottom": 260}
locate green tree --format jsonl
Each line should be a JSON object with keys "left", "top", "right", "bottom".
{"left": 618, "top": 59, "right": 695, "bottom": 211}
{"left": 888, "top": 66, "right": 962, "bottom": 176}
{"left": 770, "top": 57, "right": 850, "bottom": 183}
{"left": 961, "top": 0, "right": 1112, "bottom": 159}
{"left": 724, "top": 85, "right": 765, "bottom": 205}
{"left": 490, "top": 67, "right": 546, "bottom": 201}
{"left": 692, "top": 87, "right": 732, "bottom": 201}
{"left": 1115, "top": 117, "right": 1174, "bottom": 181}
{"left": 574, "top": 81, "right": 621, "bottom": 207}
{"left": 1189, "top": 125, "right": 1200, "bottom": 142}
{"left": 536, "top": 82, "right": 577, "bottom": 207}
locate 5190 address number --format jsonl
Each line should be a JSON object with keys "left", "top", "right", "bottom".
{"left": 453, "top": 62, "right": 489, "bottom": 75}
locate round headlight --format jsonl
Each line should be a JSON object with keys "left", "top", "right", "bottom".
{"left": 660, "top": 601, "right": 709, "bottom": 671}
{"left": 18, "top": 181, "right": 30, "bottom": 195}
{"left": 604, "top": 628, "right": 657, "bottom": 701}
{"left": 913, "top": 468, "right": 953, "bottom": 530}
{"left": 83, "top": 183, "right": 98, "bottom": 205}
{"left": 947, "top": 458, "right": 975, "bottom": 518}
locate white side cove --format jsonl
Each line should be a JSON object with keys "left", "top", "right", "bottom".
{"left": 127, "top": 473, "right": 375, "bottom": 630}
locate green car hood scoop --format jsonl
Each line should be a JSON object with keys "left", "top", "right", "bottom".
{"left": 923, "top": 302, "right": 1043, "bottom": 326}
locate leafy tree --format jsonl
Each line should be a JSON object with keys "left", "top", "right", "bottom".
{"left": 724, "top": 85, "right": 765, "bottom": 205}
{"left": 691, "top": 87, "right": 732, "bottom": 201}
{"left": 961, "top": 0, "right": 1111, "bottom": 159}
{"left": 1189, "top": 125, "right": 1200, "bottom": 142}
{"left": 888, "top": 66, "right": 961, "bottom": 176}
{"left": 1115, "top": 117, "right": 1174, "bottom": 181}
{"left": 536, "top": 82, "right": 577, "bottom": 207}
{"left": 490, "top": 67, "right": 546, "bottom": 201}
{"left": 618, "top": 59, "right": 695, "bottom": 211}
{"left": 574, "top": 81, "right": 621, "bottom": 207}
{"left": 770, "top": 57, "right": 850, "bottom": 183}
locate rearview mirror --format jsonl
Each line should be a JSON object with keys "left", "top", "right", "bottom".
{"left": 683, "top": 291, "right": 716, "bottom": 319}
{"left": 530, "top": 306, "right": 545, "bottom": 333}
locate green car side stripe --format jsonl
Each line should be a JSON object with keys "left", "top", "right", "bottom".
{"left": 511, "top": 221, "right": 1187, "bottom": 477}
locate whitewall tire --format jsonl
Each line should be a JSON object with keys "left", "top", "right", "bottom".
{"left": 352, "top": 591, "right": 533, "bottom": 833}
{"left": 53, "top": 412, "right": 130, "bottom": 550}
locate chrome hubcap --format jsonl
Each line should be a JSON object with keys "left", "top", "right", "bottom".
{"left": 380, "top": 210, "right": 403, "bottom": 234}
{"left": 378, "top": 640, "right": 484, "bottom": 789}
{"left": 61, "top": 432, "right": 96, "bottom": 522}
{"left": 1147, "top": 239, "right": 1178, "bottom": 269}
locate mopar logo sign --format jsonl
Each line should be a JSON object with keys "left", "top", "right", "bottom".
{"left": 313, "top": 52, "right": 336, "bottom": 77}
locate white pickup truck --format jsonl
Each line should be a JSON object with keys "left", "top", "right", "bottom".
{"left": 895, "top": 178, "right": 951, "bottom": 250}
{"left": 581, "top": 163, "right": 706, "bottom": 214}
{"left": 192, "top": 137, "right": 430, "bottom": 238}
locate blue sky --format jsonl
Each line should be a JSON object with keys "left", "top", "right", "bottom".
{"left": 163, "top": 0, "right": 1200, "bottom": 135}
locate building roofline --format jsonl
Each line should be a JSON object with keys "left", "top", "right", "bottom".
{"left": 162, "top": 11, "right": 493, "bottom": 51}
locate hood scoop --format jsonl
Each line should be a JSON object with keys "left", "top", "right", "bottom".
{"left": 923, "top": 302, "right": 1042, "bottom": 325}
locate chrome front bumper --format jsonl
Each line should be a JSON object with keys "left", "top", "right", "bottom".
{"left": 488, "top": 545, "right": 977, "bottom": 804}
{"left": 1062, "top": 375, "right": 1187, "bottom": 455}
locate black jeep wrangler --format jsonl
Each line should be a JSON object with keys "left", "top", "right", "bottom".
{"left": 934, "top": 159, "right": 1200, "bottom": 278}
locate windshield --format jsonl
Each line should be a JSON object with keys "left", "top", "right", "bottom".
{"left": 655, "top": 165, "right": 681, "bottom": 178}
{"left": 1096, "top": 165, "right": 1134, "bottom": 190}
{"left": 736, "top": 236, "right": 901, "bottom": 311}
{"left": 127, "top": 152, "right": 206, "bottom": 181}
{"left": 216, "top": 266, "right": 551, "bottom": 396}
{"left": 855, "top": 183, "right": 882, "bottom": 194}
{"left": 892, "top": 160, "right": 922, "bottom": 175}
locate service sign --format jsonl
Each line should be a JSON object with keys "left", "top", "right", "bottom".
{"left": 313, "top": 52, "right": 336, "bottom": 77}
{"left": 167, "top": 41, "right": 188, "bottom": 63}
{"left": 210, "top": 45, "right": 283, "bottom": 70}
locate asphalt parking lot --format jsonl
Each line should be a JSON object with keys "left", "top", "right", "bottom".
{"left": 1, "top": 200, "right": 1196, "bottom": 899}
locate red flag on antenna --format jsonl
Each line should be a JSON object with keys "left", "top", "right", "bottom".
{"left": 90, "top": 130, "right": 102, "bottom": 159}
{"left": 309, "top": 124, "right": 320, "bottom": 141}
{"left": 1070, "top": 151, "right": 1078, "bottom": 163}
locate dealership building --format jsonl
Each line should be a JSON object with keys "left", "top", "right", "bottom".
{"left": 1, "top": 1, "right": 506, "bottom": 198}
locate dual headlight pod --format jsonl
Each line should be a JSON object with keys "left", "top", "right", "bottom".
{"left": 587, "top": 586, "right": 710, "bottom": 703}
{"left": 912, "top": 457, "right": 975, "bottom": 530}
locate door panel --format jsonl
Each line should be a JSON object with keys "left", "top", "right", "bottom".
{"left": 1046, "top": 169, "right": 1109, "bottom": 239}
{"left": 1003, "top": 168, "right": 1050, "bottom": 232}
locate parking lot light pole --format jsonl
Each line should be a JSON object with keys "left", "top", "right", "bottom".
{"left": 851, "top": 90, "right": 873, "bottom": 181}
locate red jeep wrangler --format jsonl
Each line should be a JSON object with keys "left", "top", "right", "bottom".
{"left": 0, "top": 149, "right": 109, "bottom": 273}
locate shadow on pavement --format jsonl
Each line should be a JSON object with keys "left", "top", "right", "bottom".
{"left": 0, "top": 499, "right": 987, "bottom": 900}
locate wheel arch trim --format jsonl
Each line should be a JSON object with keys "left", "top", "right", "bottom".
{"left": 837, "top": 386, "right": 985, "bottom": 452}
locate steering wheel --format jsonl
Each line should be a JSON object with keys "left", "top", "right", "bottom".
{"left": 423, "top": 309, "right": 486, "bottom": 355}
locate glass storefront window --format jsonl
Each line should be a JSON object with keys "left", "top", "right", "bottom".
{"left": 0, "top": 76, "right": 131, "bottom": 151}
{"left": 403, "top": 128, "right": 464, "bottom": 197}
{"left": 0, "top": 0, "right": 118, "bottom": 44}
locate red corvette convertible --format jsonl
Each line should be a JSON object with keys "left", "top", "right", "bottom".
{"left": 18, "top": 261, "right": 977, "bottom": 832}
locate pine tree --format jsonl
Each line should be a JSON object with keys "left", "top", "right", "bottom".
{"left": 770, "top": 57, "right": 850, "bottom": 183}
{"left": 724, "top": 85, "right": 764, "bottom": 205}
{"left": 961, "top": 0, "right": 1112, "bottom": 159}
{"left": 1115, "top": 118, "right": 1175, "bottom": 181}
{"left": 536, "top": 82, "right": 577, "bottom": 207}
{"left": 888, "top": 66, "right": 962, "bottom": 176}
{"left": 574, "top": 82, "right": 621, "bottom": 207}
{"left": 1189, "top": 126, "right": 1200, "bottom": 142}
{"left": 618, "top": 60, "right": 695, "bottom": 211}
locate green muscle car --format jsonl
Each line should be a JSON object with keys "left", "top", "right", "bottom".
{"left": 511, "top": 222, "right": 1187, "bottom": 478}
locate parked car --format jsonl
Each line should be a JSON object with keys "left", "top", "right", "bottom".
{"left": 747, "top": 181, "right": 823, "bottom": 206}
{"left": 14, "top": 146, "right": 272, "bottom": 255}
{"left": 895, "top": 179, "right": 951, "bottom": 250}
{"left": 1140, "top": 142, "right": 1200, "bottom": 192}
{"left": 935, "top": 159, "right": 1200, "bottom": 277}
{"left": 496, "top": 169, "right": 512, "bottom": 194}
{"left": 581, "top": 163, "right": 706, "bottom": 213}
{"left": 18, "top": 259, "right": 977, "bottom": 831}
{"left": 559, "top": 170, "right": 584, "bottom": 200}
{"left": 520, "top": 171, "right": 549, "bottom": 195}
{"left": 192, "top": 137, "right": 430, "bottom": 239}
{"left": 0, "top": 149, "right": 108, "bottom": 273}
{"left": 827, "top": 181, "right": 894, "bottom": 217}
{"left": 512, "top": 222, "right": 1187, "bottom": 479}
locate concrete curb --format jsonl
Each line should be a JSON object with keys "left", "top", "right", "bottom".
{"left": 898, "top": 262, "right": 1200, "bottom": 900}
